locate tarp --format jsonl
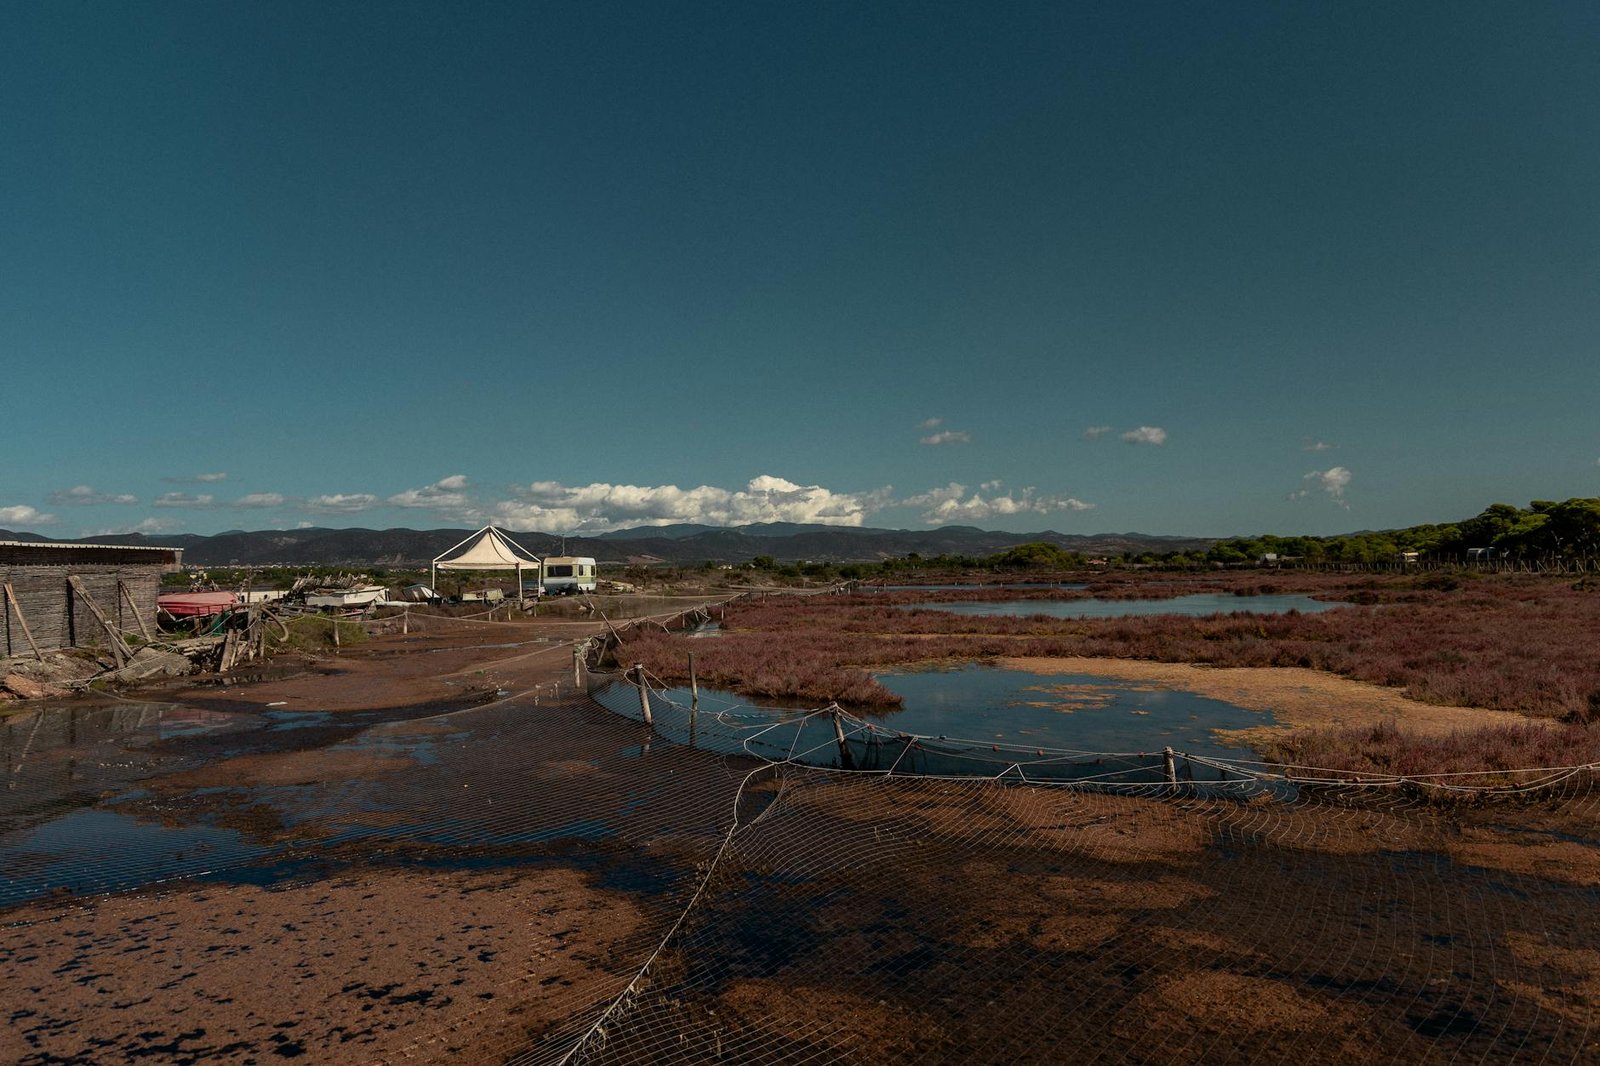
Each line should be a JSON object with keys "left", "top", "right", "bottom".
{"left": 431, "top": 527, "right": 541, "bottom": 602}
{"left": 432, "top": 527, "right": 541, "bottom": 570}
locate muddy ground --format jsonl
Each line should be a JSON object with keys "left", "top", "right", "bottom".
{"left": 2, "top": 606, "right": 1598, "bottom": 1064}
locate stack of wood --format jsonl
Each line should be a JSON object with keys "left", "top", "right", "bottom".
{"left": 216, "top": 605, "right": 286, "bottom": 672}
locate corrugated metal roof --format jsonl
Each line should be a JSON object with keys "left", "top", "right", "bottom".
{"left": 0, "top": 540, "right": 182, "bottom": 554}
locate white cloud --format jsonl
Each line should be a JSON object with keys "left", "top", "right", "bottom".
{"left": 88, "top": 517, "right": 177, "bottom": 536}
{"left": 492, "top": 475, "right": 892, "bottom": 532}
{"left": 153, "top": 492, "right": 217, "bottom": 509}
{"left": 162, "top": 472, "right": 227, "bottom": 483}
{"left": 919, "top": 417, "right": 943, "bottom": 430}
{"left": 305, "top": 493, "right": 380, "bottom": 514}
{"left": 1294, "top": 467, "right": 1353, "bottom": 506}
{"left": 1083, "top": 425, "right": 1113, "bottom": 440}
{"left": 899, "top": 483, "right": 1094, "bottom": 524}
{"left": 47, "top": 485, "right": 138, "bottom": 506}
{"left": 1303, "top": 440, "right": 1332, "bottom": 452}
{"left": 1121, "top": 426, "right": 1168, "bottom": 446}
{"left": 920, "top": 430, "right": 972, "bottom": 445}
{"left": 980, "top": 480, "right": 1004, "bottom": 492}
{"left": 388, "top": 476, "right": 472, "bottom": 511}
{"left": 0, "top": 504, "right": 55, "bottom": 526}
{"left": 1312, "top": 466, "right": 1352, "bottom": 497}
{"left": 232, "top": 493, "right": 285, "bottom": 509}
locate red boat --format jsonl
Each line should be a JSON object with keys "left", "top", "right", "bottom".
{"left": 157, "top": 591, "right": 240, "bottom": 618}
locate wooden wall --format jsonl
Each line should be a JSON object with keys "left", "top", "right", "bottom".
{"left": 1, "top": 566, "right": 164, "bottom": 656}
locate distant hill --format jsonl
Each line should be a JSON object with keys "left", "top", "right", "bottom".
{"left": 0, "top": 524, "right": 1215, "bottom": 566}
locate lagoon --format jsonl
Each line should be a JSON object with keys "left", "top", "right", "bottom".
{"left": 908, "top": 591, "right": 1335, "bottom": 619}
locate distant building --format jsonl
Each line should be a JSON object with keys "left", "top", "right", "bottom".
{"left": 1, "top": 541, "right": 183, "bottom": 656}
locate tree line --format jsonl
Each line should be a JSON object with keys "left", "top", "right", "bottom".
{"left": 1204, "top": 498, "right": 1600, "bottom": 566}
{"left": 742, "top": 497, "right": 1600, "bottom": 576}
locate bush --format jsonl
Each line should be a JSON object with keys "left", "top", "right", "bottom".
{"left": 270, "top": 615, "right": 368, "bottom": 654}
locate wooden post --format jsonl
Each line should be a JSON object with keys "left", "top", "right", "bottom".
{"left": 117, "top": 581, "right": 155, "bottom": 644}
{"left": 1162, "top": 746, "right": 1177, "bottom": 786}
{"left": 831, "top": 707, "right": 853, "bottom": 770}
{"left": 688, "top": 651, "right": 699, "bottom": 711}
{"left": 3, "top": 583, "right": 44, "bottom": 661}
{"left": 330, "top": 613, "right": 341, "bottom": 648}
{"left": 633, "top": 663, "right": 652, "bottom": 725}
{"left": 66, "top": 576, "right": 130, "bottom": 666}
{"left": 219, "top": 628, "right": 239, "bottom": 672}
{"left": 402, "top": 606, "right": 409, "bottom": 635}
{"left": 573, "top": 645, "right": 583, "bottom": 688}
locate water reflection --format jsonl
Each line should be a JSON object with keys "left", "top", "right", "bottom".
{"left": 907, "top": 592, "right": 1335, "bottom": 619}
{"left": 591, "top": 661, "right": 1273, "bottom": 783}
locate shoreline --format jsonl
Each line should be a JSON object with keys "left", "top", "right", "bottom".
{"left": 996, "top": 655, "right": 1543, "bottom": 746}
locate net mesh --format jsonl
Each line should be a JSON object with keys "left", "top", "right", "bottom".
{"left": 2, "top": 612, "right": 1597, "bottom": 1064}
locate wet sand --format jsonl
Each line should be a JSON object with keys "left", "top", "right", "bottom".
{"left": 0, "top": 604, "right": 729, "bottom": 1064}
{"left": 0, "top": 865, "right": 648, "bottom": 1063}
{"left": 5, "top": 604, "right": 1599, "bottom": 1063}
{"left": 998, "top": 655, "right": 1544, "bottom": 744}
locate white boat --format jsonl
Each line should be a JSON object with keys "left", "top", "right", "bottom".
{"left": 305, "top": 585, "right": 389, "bottom": 608}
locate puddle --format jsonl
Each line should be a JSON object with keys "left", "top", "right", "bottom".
{"left": 592, "top": 663, "right": 1275, "bottom": 782}
{"left": 1, "top": 808, "right": 263, "bottom": 907}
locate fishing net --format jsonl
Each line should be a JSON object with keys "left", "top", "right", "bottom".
{"left": 2, "top": 612, "right": 1597, "bottom": 1064}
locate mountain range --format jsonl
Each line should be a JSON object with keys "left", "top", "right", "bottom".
{"left": 0, "top": 524, "right": 1215, "bottom": 567}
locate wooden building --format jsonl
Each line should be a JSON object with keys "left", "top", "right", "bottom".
{"left": 1, "top": 541, "right": 184, "bottom": 657}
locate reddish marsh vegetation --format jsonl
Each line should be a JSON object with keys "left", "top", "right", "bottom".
{"left": 851, "top": 573, "right": 1334, "bottom": 605}
{"left": 619, "top": 573, "right": 1600, "bottom": 723}
{"left": 1266, "top": 719, "right": 1600, "bottom": 780}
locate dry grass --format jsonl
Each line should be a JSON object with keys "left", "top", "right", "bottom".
{"left": 1265, "top": 719, "right": 1600, "bottom": 779}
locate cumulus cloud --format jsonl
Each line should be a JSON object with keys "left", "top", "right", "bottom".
{"left": 1312, "top": 466, "right": 1352, "bottom": 497}
{"left": 1120, "top": 426, "right": 1167, "bottom": 446}
{"left": 919, "top": 417, "right": 943, "bottom": 430}
{"left": 388, "top": 476, "right": 471, "bottom": 511}
{"left": 232, "top": 493, "right": 285, "bottom": 509}
{"left": 0, "top": 504, "right": 55, "bottom": 526}
{"left": 1083, "top": 426, "right": 1113, "bottom": 440}
{"left": 305, "top": 493, "right": 380, "bottom": 514}
{"left": 153, "top": 493, "right": 217, "bottom": 509}
{"left": 1291, "top": 467, "right": 1352, "bottom": 506}
{"left": 899, "top": 483, "right": 1095, "bottom": 524}
{"left": 920, "top": 430, "right": 972, "bottom": 445}
{"left": 46, "top": 485, "right": 138, "bottom": 506}
{"left": 491, "top": 475, "right": 892, "bottom": 532}
{"left": 162, "top": 472, "right": 227, "bottom": 483}
{"left": 1303, "top": 440, "right": 1332, "bottom": 452}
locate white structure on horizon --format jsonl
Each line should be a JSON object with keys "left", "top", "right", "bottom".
{"left": 431, "top": 526, "right": 543, "bottom": 606}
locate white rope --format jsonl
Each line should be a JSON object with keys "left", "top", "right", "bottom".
{"left": 556, "top": 761, "right": 773, "bottom": 1065}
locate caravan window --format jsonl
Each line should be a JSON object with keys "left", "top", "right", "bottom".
{"left": 546, "top": 565, "right": 574, "bottom": 577}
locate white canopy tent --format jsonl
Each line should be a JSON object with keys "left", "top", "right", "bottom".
{"left": 431, "top": 526, "right": 543, "bottom": 606}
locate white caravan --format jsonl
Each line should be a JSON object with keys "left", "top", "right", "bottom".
{"left": 542, "top": 556, "right": 598, "bottom": 595}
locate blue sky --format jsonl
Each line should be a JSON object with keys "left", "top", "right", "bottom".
{"left": 4, "top": 1, "right": 1597, "bottom": 539}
